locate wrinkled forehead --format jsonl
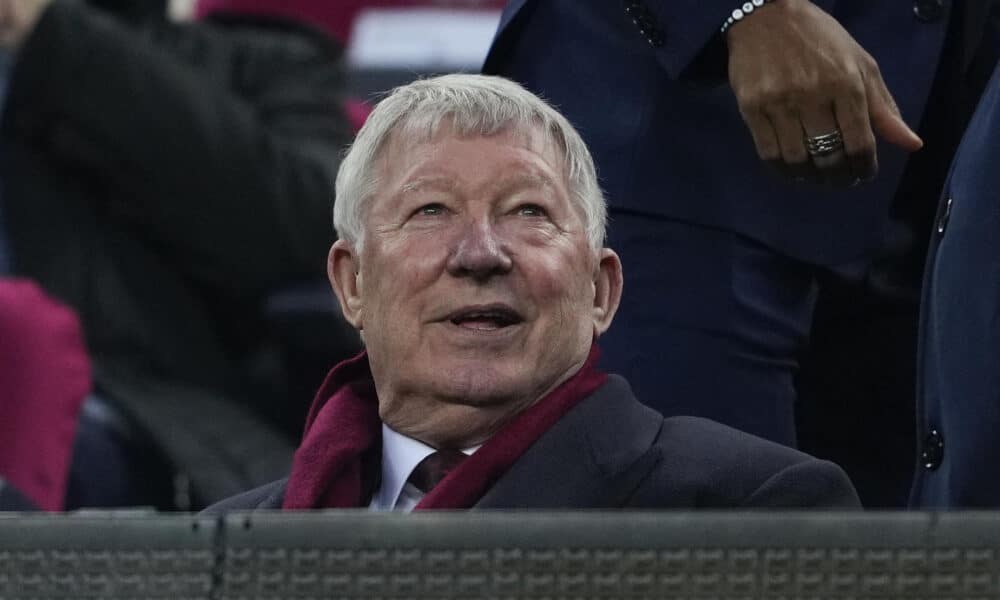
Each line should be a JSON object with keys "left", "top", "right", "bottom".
{"left": 375, "top": 117, "right": 568, "bottom": 182}
{"left": 374, "top": 123, "right": 573, "bottom": 203}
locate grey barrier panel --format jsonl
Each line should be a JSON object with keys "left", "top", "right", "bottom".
{"left": 925, "top": 512, "right": 1000, "bottom": 597}
{"left": 1, "top": 510, "right": 998, "bottom": 599}
{"left": 0, "top": 511, "right": 217, "bottom": 600}
{"left": 219, "top": 511, "right": 959, "bottom": 599}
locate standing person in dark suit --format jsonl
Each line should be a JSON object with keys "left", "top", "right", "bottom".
{"left": 0, "top": 0, "right": 357, "bottom": 508}
{"left": 910, "top": 61, "right": 1000, "bottom": 509}
{"left": 206, "top": 74, "right": 860, "bottom": 514}
{"left": 484, "top": 0, "right": 998, "bottom": 506}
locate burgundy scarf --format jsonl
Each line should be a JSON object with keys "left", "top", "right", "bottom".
{"left": 283, "top": 345, "right": 607, "bottom": 509}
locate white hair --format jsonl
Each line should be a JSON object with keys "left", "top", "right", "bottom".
{"left": 333, "top": 74, "right": 607, "bottom": 251}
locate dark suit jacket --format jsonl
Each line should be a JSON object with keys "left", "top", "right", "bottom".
{"left": 910, "top": 63, "right": 1000, "bottom": 509}
{"left": 483, "top": 0, "right": 950, "bottom": 265}
{"left": 204, "top": 375, "right": 860, "bottom": 513}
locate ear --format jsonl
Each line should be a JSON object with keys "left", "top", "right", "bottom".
{"left": 328, "top": 239, "right": 364, "bottom": 330}
{"left": 591, "top": 248, "right": 623, "bottom": 337}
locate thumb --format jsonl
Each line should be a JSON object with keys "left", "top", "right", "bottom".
{"left": 867, "top": 74, "right": 923, "bottom": 152}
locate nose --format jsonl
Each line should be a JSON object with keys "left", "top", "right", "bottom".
{"left": 446, "top": 218, "right": 513, "bottom": 281}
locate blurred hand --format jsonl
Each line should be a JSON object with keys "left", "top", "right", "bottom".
{"left": 726, "top": 0, "right": 923, "bottom": 186}
{"left": 0, "top": 0, "right": 50, "bottom": 49}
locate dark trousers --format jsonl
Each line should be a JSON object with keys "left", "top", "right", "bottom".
{"left": 599, "top": 211, "right": 817, "bottom": 447}
{"left": 599, "top": 211, "right": 918, "bottom": 507}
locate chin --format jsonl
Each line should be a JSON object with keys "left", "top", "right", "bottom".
{"left": 435, "top": 362, "right": 530, "bottom": 407}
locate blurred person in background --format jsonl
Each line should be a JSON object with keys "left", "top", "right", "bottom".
{"left": 0, "top": 0, "right": 359, "bottom": 509}
{"left": 0, "top": 279, "right": 90, "bottom": 511}
{"left": 195, "top": 0, "right": 504, "bottom": 47}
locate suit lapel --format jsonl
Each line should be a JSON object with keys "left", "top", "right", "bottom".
{"left": 475, "top": 375, "right": 664, "bottom": 509}
{"left": 496, "top": 0, "right": 529, "bottom": 37}
{"left": 962, "top": 1, "right": 993, "bottom": 74}
{"left": 482, "top": 0, "right": 532, "bottom": 72}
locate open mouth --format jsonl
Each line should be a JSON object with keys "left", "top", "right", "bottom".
{"left": 447, "top": 305, "right": 524, "bottom": 331}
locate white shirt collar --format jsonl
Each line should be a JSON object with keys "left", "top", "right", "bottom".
{"left": 369, "top": 423, "right": 480, "bottom": 512}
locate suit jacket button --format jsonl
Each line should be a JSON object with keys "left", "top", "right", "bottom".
{"left": 921, "top": 429, "right": 944, "bottom": 470}
{"left": 937, "top": 196, "right": 953, "bottom": 235}
{"left": 623, "top": 0, "right": 644, "bottom": 17}
{"left": 913, "top": 0, "right": 945, "bottom": 22}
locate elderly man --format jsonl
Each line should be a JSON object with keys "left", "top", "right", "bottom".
{"left": 207, "top": 74, "right": 859, "bottom": 512}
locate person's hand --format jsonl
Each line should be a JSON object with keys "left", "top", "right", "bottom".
{"left": 726, "top": 0, "right": 923, "bottom": 186}
{"left": 0, "top": 0, "right": 51, "bottom": 49}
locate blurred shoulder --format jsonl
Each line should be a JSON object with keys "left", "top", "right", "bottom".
{"left": 200, "top": 479, "right": 288, "bottom": 515}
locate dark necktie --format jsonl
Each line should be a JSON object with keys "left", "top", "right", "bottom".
{"left": 407, "top": 449, "right": 467, "bottom": 494}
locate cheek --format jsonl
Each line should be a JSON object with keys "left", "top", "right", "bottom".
{"left": 527, "top": 250, "right": 596, "bottom": 315}
{"left": 362, "top": 240, "right": 448, "bottom": 324}
{"left": 500, "top": 221, "right": 564, "bottom": 252}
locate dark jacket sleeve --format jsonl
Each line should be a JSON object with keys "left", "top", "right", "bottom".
{"left": 3, "top": 0, "right": 352, "bottom": 295}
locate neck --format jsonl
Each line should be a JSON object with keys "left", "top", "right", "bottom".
{"left": 377, "top": 361, "right": 586, "bottom": 448}
{"left": 380, "top": 396, "right": 532, "bottom": 449}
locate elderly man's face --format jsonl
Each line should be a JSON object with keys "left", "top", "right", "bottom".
{"left": 329, "top": 125, "right": 621, "bottom": 446}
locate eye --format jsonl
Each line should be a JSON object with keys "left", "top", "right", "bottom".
{"left": 516, "top": 204, "right": 548, "bottom": 218}
{"left": 413, "top": 203, "right": 447, "bottom": 217}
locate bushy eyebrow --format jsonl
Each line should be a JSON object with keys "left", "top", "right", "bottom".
{"left": 398, "top": 176, "right": 456, "bottom": 196}
{"left": 493, "top": 172, "right": 560, "bottom": 197}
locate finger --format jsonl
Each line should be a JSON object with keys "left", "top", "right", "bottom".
{"left": 743, "top": 107, "right": 814, "bottom": 182}
{"left": 810, "top": 145, "right": 854, "bottom": 187}
{"left": 799, "top": 104, "right": 855, "bottom": 187}
{"left": 866, "top": 65, "right": 923, "bottom": 152}
{"left": 768, "top": 110, "right": 816, "bottom": 182}
{"left": 800, "top": 103, "right": 846, "bottom": 167}
{"left": 740, "top": 108, "right": 782, "bottom": 164}
{"left": 833, "top": 88, "right": 878, "bottom": 182}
